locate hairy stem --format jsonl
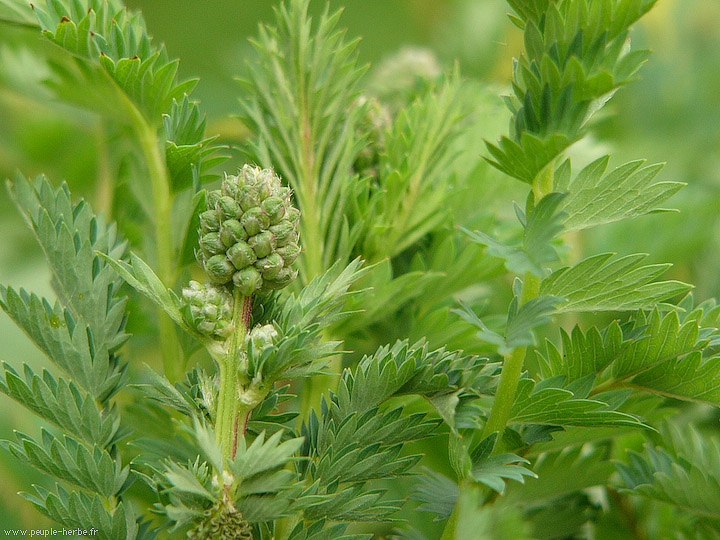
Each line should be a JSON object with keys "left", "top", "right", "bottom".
{"left": 216, "top": 292, "right": 252, "bottom": 462}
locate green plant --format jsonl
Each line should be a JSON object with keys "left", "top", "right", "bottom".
{"left": 1, "top": 0, "right": 719, "bottom": 539}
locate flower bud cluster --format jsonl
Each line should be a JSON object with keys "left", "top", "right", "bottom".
{"left": 188, "top": 503, "right": 252, "bottom": 540}
{"left": 182, "top": 281, "right": 234, "bottom": 340}
{"left": 198, "top": 165, "right": 300, "bottom": 296}
{"left": 248, "top": 323, "right": 279, "bottom": 352}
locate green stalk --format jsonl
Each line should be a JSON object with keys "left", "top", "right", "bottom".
{"left": 130, "top": 110, "right": 180, "bottom": 382}
{"left": 296, "top": 95, "right": 343, "bottom": 421}
{"left": 441, "top": 166, "right": 553, "bottom": 539}
{"left": 480, "top": 271, "right": 540, "bottom": 445}
{"left": 439, "top": 479, "right": 484, "bottom": 540}
{"left": 216, "top": 291, "right": 252, "bottom": 462}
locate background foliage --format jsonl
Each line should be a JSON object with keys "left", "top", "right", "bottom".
{"left": 1, "top": 0, "right": 719, "bottom": 537}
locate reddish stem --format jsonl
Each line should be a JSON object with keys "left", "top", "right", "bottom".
{"left": 231, "top": 409, "right": 252, "bottom": 459}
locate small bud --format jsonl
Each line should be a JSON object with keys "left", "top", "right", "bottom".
{"left": 196, "top": 165, "right": 300, "bottom": 294}
{"left": 202, "top": 304, "right": 219, "bottom": 320}
{"left": 286, "top": 206, "right": 300, "bottom": 225}
{"left": 220, "top": 219, "right": 248, "bottom": 248}
{"left": 233, "top": 266, "right": 262, "bottom": 296}
{"left": 205, "top": 255, "right": 235, "bottom": 283}
{"left": 221, "top": 176, "right": 240, "bottom": 199}
{"left": 200, "top": 210, "right": 220, "bottom": 233}
{"left": 216, "top": 195, "right": 241, "bottom": 221}
{"left": 207, "top": 189, "right": 222, "bottom": 208}
{"left": 197, "top": 320, "right": 216, "bottom": 334}
{"left": 249, "top": 231, "right": 275, "bottom": 259}
{"left": 249, "top": 323, "right": 278, "bottom": 350}
{"left": 187, "top": 502, "right": 252, "bottom": 540}
{"left": 182, "top": 281, "right": 234, "bottom": 340}
{"left": 262, "top": 266, "right": 297, "bottom": 290}
{"left": 227, "top": 241, "right": 257, "bottom": 270}
{"left": 215, "top": 320, "right": 233, "bottom": 340}
{"left": 241, "top": 207, "right": 270, "bottom": 236}
{"left": 205, "top": 287, "right": 222, "bottom": 306}
{"left": 200, "top": 232, "right": 225, "bottom": 257}
{"left": 255, "top": 252, "right": 284, "bottom": 279}
{"left": 270, "top": 220, "right": 295, "bottom": 246}
{"left": 276, "top": 241, "right": 300, "bottom": 265}
{"left": 262, "top": 196, "right": 285, "bottom": 224}
{"left": 237, "top": 185, "right": 259, "bottom": 212}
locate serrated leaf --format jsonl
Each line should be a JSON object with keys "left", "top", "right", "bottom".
{"left": 502, "top": 445, "right": 615, "bottom": 505}
{"left": 561, "top": 156, "right": 684, "bottom": 231}
{"left": 0, "top": 363, "right": 120, "bottom": 448}
{"left": 617, "top": 423, "right": 720, "bottom": 520}
{"left": 470, "top": 453, "right": 536, "bottom": 494}
{"left": 98, "top": 251, "right": 188, "bottom": 333}
{"left": 509, "top": 377, "right": 646, "bottom": 428}
{"left": 540, "top": 253, "right": 691, "bottom": 312}
{"left": 410, "top": 468, "right": 459, "bottom": 521}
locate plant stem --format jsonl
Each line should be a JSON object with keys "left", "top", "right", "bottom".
{"left": 441, "top": 171, "right": 553, "bottom": 538}
{"left": 480, "top": 270, "right": 541, "bottom": 449}
{"left": 481, "top": 345, "right": 526, "bottom": 442}
{"left": 439, "top": 479, "right": 483, "bottom": 540}
{"left": 216, "top": 292, "right": 252, "bottom": 463}
{"left": 132, "top": 114, "right": 180, "bottom": 381}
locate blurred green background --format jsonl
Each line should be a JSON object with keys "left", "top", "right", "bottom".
{"left": 1, "top": 0, "right": 719, "bottom": 533}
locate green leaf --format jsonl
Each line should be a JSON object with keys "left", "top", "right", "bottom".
{"left": 0, "top": 0, "right": 37, "bottom": 25}
{"left": 538, "top": 301, "right": 720, "bottom": 404}
{"left": 505, "top": 294, "right": 562, "bottom": 351}
{"left": 131, "top": 364, "right": 197, "bottom": 417}
{"left": 231, "top": 430, "right": 303, "bottom": 482}
{"left": 464, "top": 192, "right": 566, "bottom": 277}
{"left": 2, "top": 175, "right": 129, "bottom": 401}
{"left": 21, "top": 484, "right": 137, "bottom": 540}
{"left": 98, "top": 250, "right": 187, "bottom": 332}
{"left": 537, "top": 321, "right": 627, "bottom": 382}
{"left": 617, "top": 423, "right": 720, "bottom": 522}
{"left": 457, "top": 294, "right": 561, "bottom": 355}
{"left": 522, "top": 192, "right": 567, "bottom": 269}
{"left": 0, "top": 363, "right": 120, "bottom": 448}
{"left": 488, "top": 1, "right": 656, "bottom": 183}
{"left": 540, "top": 253, "right": 691, "bottom": 312}
{"left": 560, "top": 156, "right": 684, "bottom": 231}
{"left": 364, "top": 72, "right": 465, "bottom": 260}
{"left": 238, "top": 0, "right": 368, "bottom": 278}
{"left": 509, "top": 377, "right": 646, "bottom": 428}
{"left": 287, "top": 520, "right": 369, "bottom": 540}
{"left": 251, "top": 258, "right": 370, "bottom": 383}
{"left": 410, "top": 468, "right": 459, "bottom": 521}
{"left": 2, "top": 430, "right": 128, "bottom": 498}
{"left": 502, "top": 445, "right": 615, "bottom": 505}
{"left": 299, "top": 339, "right": 488, "bottom": 522}
{"left": 469, "top": 448, "right": 536, "bottom": 494}
{"left": 33, "top": 0, "right": 196, "bottom": 122}
{"left": 8, "top": 174, "right": 128, "bottom": 351}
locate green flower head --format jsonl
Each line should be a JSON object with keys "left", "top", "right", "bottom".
{"left": 198, "top": 165, "right": 300, "bottom": 295}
